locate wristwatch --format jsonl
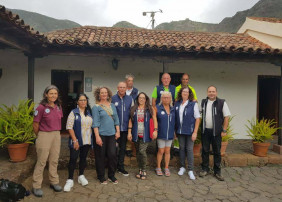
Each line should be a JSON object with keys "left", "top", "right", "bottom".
{"left": 154, "top": 128, "right": 158, "bottom": 131}
{"left": 222, "top": 129, "right": 227, "bottom": 133}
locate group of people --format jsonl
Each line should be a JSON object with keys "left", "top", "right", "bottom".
{"left": 31, "top": 73, "right": 231, "bottom": 197}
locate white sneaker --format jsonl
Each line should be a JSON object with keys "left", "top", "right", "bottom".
{"left": 78, "top": 175, "right": 88, "bottom": 186}
{"left": 178, "top": 167, "right": 186, "bottom": 176}
{"left": 63, "top": 179, "right": 74, "bottom": 192}
{"left": 188, "top": 171, "right": 196, "bottom": 180}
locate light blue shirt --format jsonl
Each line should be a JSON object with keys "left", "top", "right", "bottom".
{"left": 92, "top": 103, "right": 120, "bottom": 136}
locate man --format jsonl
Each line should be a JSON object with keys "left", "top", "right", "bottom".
{"left": 199, "top": 85, "right": 231, "bottom": 181}
{"left": 125, "top": 73, "right": 139, "bottom": 101}
{"left": 175, "top": 73, "right": 197, "bottom": 101}
{"left": 112, "top": 82, "right": 133, "bottom": 176}
{"left": 152, "top": 73, "right": 176, "bottom": 107}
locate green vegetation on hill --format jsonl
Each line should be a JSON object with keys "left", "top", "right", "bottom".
{"left": 9, "top": 9, "right": 81, "bottom": 33}
{"left": 112, "top": 21, "right": 140, "bottom": 29}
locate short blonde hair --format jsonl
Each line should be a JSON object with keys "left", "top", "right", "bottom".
{"left": 159, "top": 91, "right": 173, "bottom": 107}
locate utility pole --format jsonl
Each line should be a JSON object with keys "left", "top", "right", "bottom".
{"left": 142, "top": 9, "right": 163, "bottom": 29}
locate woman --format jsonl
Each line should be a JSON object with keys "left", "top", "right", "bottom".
{"left": 64, "top": 94, "right": 93, "bottom": 192}
{"left": 175, "top": 87, "right": 200, "bottom": 180}
{"left": 92, "top": 87, "right": 120, "bottom": 184}
{"left": 128, "top": 92, "right": 157, "bottom": 180}
{"left": 154, "top": 91, "right": 175, "bottom": 177}
{"left": 32, "top": 85, "right": 63, "bottom": 197}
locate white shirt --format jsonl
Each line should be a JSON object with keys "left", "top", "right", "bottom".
{"left": 205, "top": 100, "right": 231, "bottom": 129}
{"left": 126, "top": 88, "right": 138, "bottom": 96}
{"left": 179, "top": 100, "right": 201, "bottom": 125}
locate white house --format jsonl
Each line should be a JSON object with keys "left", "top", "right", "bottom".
{"left": 0, "top": 6, "right": 281, "bottom": 140}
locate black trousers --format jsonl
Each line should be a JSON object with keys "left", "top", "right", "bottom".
{"left": 201, "top": 128, "right": 222, "bottom": 174}
{"left": 94, "top": 135, "right": 117, "bottom": 180}
{"left": 117, "top": 131, "right": 128, "bottom": 170}
{"left": 68, "top": 145, "right": 91, "bottom": 179}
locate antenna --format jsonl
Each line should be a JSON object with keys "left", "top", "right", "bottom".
{"left": 142, "top": 9, "right": 163, "bottom": 29}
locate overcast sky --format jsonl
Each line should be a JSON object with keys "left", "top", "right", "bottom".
{"left": 1, "top": 0, "right": 260, "bottom": 27}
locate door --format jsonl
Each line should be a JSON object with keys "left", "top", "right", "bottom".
{"left": 257, "top": 76, "right": 280, "bottom": 127}
{"left": 51, "top": 70, "right": 84, "bottom": 131}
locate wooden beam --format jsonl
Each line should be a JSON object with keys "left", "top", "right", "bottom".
{"left": 279, "top": 66, "right": 282, "bottom": 145}
{"left": 28, "top": 56, "right": 35, "bottom": 101}
{"left": 0, "top": 33, "right": 31, "bottom": 53}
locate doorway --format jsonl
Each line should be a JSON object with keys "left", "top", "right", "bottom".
{"left": 257, "top": 76, "right": 280, "bottom": 127}
{"left": 51, "top": 70, "right": 84, "bottom": 131}
{"left": 159, "top": 72, "right": 183, "bottom": 86}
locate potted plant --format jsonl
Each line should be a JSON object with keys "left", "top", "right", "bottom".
{"left": 0, "top": 100, "right": 36, "bottom": 162}
{"left": 193, "top": 119, "right": 202, "bottom": 157}
{"left": 246, "top": 118, "right": 280, "bottom": 157}
{"left": 221, "top": 116, "right": 235, "bottom": 156}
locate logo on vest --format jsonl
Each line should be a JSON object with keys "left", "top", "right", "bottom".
{"left": 76, "top": 115, "right": 79, "bottom": 120}
{"left": 115, "top": 102, "right": 119, "bottom": 106}
{"left": 34, "top": 110, "right": 38, "bottom": 116}
{"left": 45, "top": 109, "right": 50, "bottom": 114}
{"left": 176, "top": 106, "right": 179, "bottom": 110}
{"left": 161, "top": 111, "right": 165, "bottom": 115}
{"left": 160, "top": 90, "right": 164, "bottom": 95}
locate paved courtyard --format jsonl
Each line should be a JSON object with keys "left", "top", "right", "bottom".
{"left": 22, "top": 165, "right": 282, "bottom": 202}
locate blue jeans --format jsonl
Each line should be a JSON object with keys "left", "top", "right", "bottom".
{"left": 177, "top": 134, "right": 194, "bottom": 171}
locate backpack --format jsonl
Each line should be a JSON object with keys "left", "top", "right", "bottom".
{"left": 0, "top": 179, "right": 28, "bottom": 202}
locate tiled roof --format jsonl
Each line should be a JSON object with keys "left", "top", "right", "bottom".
{"left": 249, "top": 17, "right": 282, "bottom": 23}
{"left": 0, "top": 5, "right": 46, "bottom": 41}
{"left": 46, "top": 26, "right": 280, "bottom": 54}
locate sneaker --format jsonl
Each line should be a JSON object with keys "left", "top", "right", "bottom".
{"left": 32, "top": 188, "right": 43, "bottom": 197}
{"left": 63, "top": 179, "right": 74, "bottom": 192}
{"left": 214, "top": 173, "right": 224, "bottom": 181}
{"left": 99, "top": 178, "right": 107, "bottom": 185}
{"left": 178, "top": 167, "right": 186, "bottom": 176}
{"left": 199, "top": 170, "right": 208, "bottom": 177}
{"left": 78, "top": 175, "right": 88, "bottom": 186}
{"left": 188, "top": 171, "right": 196, "bottom": 180}
{"left": 118, "top": 168, "right": 129, "bottom": 176}
{"left": 50, "top": 184, "right": 62, "bottom": 192}
{"left": 108, "top": 176, "right": 118, "bottom": 184}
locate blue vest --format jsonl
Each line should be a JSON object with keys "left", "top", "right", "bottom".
{"left": 112, "top": 94, "right": 133, "bottom": 132}
{"left": 130, "top": 87, "right": 139, "bottom": 101}
{"left": 156, "top": 104, "right": 175, "bottom": 140}
{"left": 68, "top": 108, "right": 93, "bottom": 148}
{"left": 175, "top": 100, "right": 196, "bottom": 135}
{"left": 156, "top": 84, "right": 176, "bottom": 105}
{"left": 132, "top": 109, "right": 151, "bottom": 143}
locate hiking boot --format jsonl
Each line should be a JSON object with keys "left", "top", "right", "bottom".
{"left": 32, "top": 188, "right": 43, "bottom": 197}
{"left": 214, "top": 173, "right": 224, "bottom": 181}
{"left": 199, "top": 170, "right": 208, "bottom": 177}
{"left": 50, "top": 184, "right": 62, "bottom": 192}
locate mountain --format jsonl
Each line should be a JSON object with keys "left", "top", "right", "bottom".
{"left": 112, "top": 21, "right": 140, "bottom": 29}
{"left": 9, "top": 9, "right": 81, "bottom": 33}
{"left": 113, "top": 0, "right": 282, "bottom": 33}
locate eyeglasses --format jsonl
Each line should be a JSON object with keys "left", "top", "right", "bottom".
{"left": 138, "top": 97, "right": 146, "bottom": 100}
{"left": 78, "top": 99, "right": 87, "bottom": 102}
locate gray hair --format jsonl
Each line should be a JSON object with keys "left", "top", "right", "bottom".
{"left": 125, "top": 73, "right": 135, "bottom": 80}
{"left": 159, "top": 91, "right": 173, "bottom": 107}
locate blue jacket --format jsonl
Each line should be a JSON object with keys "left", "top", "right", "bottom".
{"left": 132, "top": 109, "right": 152, "bottom": 143}
{"left": 175, "top": 100, "right": 196, "bottom": 135}
{"left": 156, "top": 84, "right": 176, "bottom": 105}
{"left": 68, "top": 108, "right": 93, "bottom": 148}
{"left": 112, "top": 94, "right": 133, "bottom": 132}
{"left": 129, "top": 87, "right": 139, "bottom": 101}
{"left": 156, "top": 104, "right": 175, "bottom": 140}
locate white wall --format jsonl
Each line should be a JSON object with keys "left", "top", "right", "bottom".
{"left": 0, "top": 49, "right": 280, "bottom": 139}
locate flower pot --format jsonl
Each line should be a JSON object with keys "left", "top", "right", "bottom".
{"left": 193, "top": 143, "right": 202, "bottom": 157}
{"left": 252, "top": 142, "right": 270, "bottom": 157}
{"left": 221, "top": 141, "right": 228, "bottom": 156}
{"left": 7, "top": 143, "right": 29, "bottom": 162}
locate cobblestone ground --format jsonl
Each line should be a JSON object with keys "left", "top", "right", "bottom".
{"left": 22, "top": 165, "right": 282, "bottom": 202}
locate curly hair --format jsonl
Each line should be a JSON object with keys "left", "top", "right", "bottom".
{"left": 40, "top": 85, "right": 62, "bottom": 108}
{"left": 176, "top": 86, "right": 194, "bottom": 101}
{"left": 130, "top": 92, "right": 153, "bottom": 120}
{"left": 93, "top": 86, "right": 113, "bottom": 103}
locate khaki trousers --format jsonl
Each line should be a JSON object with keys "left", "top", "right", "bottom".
{"left": 32, "top": 131, "right": 61, "bottom": 189}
